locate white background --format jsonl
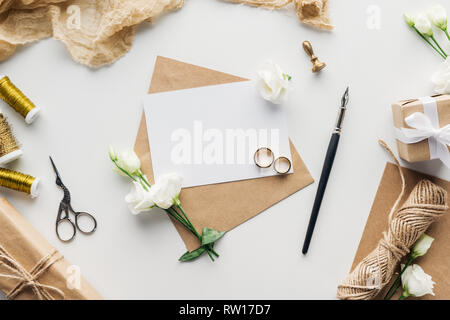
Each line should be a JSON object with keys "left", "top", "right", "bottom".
{"left": 0, "top": 0, "right": 449, "bottom": 299}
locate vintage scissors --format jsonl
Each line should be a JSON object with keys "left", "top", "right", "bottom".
{"left": 50, "top": 156, "right": 97, "bottom": 242}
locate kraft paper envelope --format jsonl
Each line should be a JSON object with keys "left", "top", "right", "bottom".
{"left": 134, "top": 56, "right": 314, "bottom": 251}
{"left": 350, "top": 162, "right": 450, "bottom": 300}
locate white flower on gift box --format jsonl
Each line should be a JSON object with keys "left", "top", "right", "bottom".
{"left": 115, "top": 149, "right": 141, "bottom": 175}
{"left": 412, "top": 234, "right": 434, "bottom": 259}
{"left": 149, "top": 173, "right": 182, "bottom": 209}
{"left": 415, "top": 13, "right": 434, "bottom": 37}
{"left": 256, "top": 60, "right": 292, "bottom": 105}
{"left": 401, "top": 264, "right": 435, "bottom": 299}
{"left": 431, "top": 57, "right": 450, "bottom": 94}
{"left": 428, "top": 5, "right": 448, "bottom": 31}
{"left": 125, "top": 181, "right": 154, "bottom": 215}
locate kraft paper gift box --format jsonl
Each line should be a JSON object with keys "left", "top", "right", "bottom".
{"left": 392, "top": 95, "right": 450, "bottom": 165}
{"left": 134, "top": 56, "right": 314, "bottom": 251}
{"left": 0, "top": 198, "right": 102, "bottom": 300}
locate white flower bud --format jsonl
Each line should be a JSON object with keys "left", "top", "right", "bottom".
{"left": 404, "top": 13, "right": 415, "bottom": 27}
{"left": 428, "top": 5, "right": 448, "bottom": 30}
{"left": 115, "top": 149, "right": 141, "bottom": 175}
{"left": 412, "top": 234, "right": 434, "bottom": 259}
{"left": 415, "top": 13, "right": 434, "bottom": 37}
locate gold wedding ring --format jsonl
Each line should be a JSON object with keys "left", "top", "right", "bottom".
{"left": 254, "top": 148, "right": 291, "bottom": 174}
{"left": 254, "top": 147, "right": 274, "bottom": 168}
{"left": 274, "top": 156, "right": 291, "bottom": 174}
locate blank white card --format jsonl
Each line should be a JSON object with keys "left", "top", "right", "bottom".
{"left": 143, "top": 81, "right": 293, "bottom": 188}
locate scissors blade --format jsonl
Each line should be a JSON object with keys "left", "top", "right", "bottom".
{"left": 49, "top": 156, "right": 62, "bottom": 179}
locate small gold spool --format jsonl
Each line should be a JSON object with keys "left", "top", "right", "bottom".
{"left": 0, "top": 168, "right": 39, "bottom": 198}
{"left": 0, "top": 75, "right": 40, "bottom": 124}
{"left": 0, "top": 110, "right": 23, "bottom": 165}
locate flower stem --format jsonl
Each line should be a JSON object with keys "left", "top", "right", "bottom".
{"left": 413, "top": 26, "right": 447, "bottom": 59}
{"left": 445, "top": 28, "right": 450, "bottom": 41}
{"left": 171, "top": 203, "right": 219, "bottom": 261}
{"left": 206, "top": 250, "right": 215, "bottom": 261}
{"left": 398, "top": 293, "right": 408, "bottom": 300}
{"left": 176, "top": 203, "right": 201, "bottom": 239}
{"left": 209, "top": 244, "right": 219, "bottom": 257}
{"left": 165, "top": 208, "right": 193, "bottom": 232}
{"left": 137, "top": 170, "right": 151, "bottom": 188}
{"left": 430, "top": 35, "right": 448, "bottom": 57}
{"left": 384, "top": 256, "right": 414, "bottom": 300}
{"left": 112, "top": 160, "right": 138, "bottom": 182}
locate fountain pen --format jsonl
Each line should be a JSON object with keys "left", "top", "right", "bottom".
{"left": 302, "top": 87, "right": 350, "bottom": 255}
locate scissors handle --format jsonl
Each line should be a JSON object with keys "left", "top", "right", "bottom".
{"left": 74, "top": 211, "right": 97, "bottom": 234}
{"left": 56, "top": 217, "right": 76, "bottom": 242}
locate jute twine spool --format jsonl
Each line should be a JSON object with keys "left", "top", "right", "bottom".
{"left": 336, "top": 141, "right": 448, "bottom": 300}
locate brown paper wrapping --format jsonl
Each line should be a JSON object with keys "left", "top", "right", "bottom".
{"left": 0, "top": 198, "right": 102, "bottom": 300}
{"left": 350, "top": 163, "right": 450, "bottom": 300}
{"left": 134, "top": 56, "right": 314, "bottom": 251}
{"left": 392, "top": 95, "right": 450, "bottom": 163}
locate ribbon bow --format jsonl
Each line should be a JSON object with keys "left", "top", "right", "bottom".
{"left": 0, "top": 246, "right": 65, "bottom": 300}
{"left": 395, "top": 112, "right": 450, "bottom": 168}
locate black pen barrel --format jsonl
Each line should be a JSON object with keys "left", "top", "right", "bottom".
{"left": 302, "top": 133, "right": 340, "bottom": 254}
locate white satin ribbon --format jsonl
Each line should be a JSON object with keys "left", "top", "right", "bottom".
{"left": 395, "top": 96, "right": 450, "bottom": 168}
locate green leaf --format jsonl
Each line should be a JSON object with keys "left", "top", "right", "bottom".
{"left": 178, "top": 246, "right": 206, "bottom": 262}
{"left": 201, "top": 227, "right": 225, "bottom": 246}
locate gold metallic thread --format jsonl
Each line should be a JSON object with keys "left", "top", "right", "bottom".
{"left": 0, "top": 113, "right": 20, "bottom": 158}
{"left": 0, "top": 168, "right": 35, "bottom": 195}
{"left": 0, "top": 76, "right": 37, "bottom": 119}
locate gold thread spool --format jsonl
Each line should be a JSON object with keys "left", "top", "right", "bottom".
{"left": 0, "top": 168, "right": 39, "bottom": 198}
{"left": 0, "top": 110, "right": 23, "bottom": 165}
{"left": 0, "top": 75, "right": 40, "bottom": 124}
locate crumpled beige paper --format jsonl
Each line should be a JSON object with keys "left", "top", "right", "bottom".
{"left": 0, "top": 0, "right": 331, "bottom": 68}
{"left": 0, "top": 0, "right": 184, "bottom": 67}
{"left": 225, "top": 0, "right": 333, "bottom": 30}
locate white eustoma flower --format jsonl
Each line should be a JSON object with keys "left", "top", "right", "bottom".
{"left": 412, "top": 234, "right": 434, "bottom": 259}
{"left": 125, "top": 181, "right": 154, "bottom": 215}
{"left": 415, "top": 13, "right": 434, "bottom": 37}
{"left": 431, "top": 57, "right": 450, "bottom": 94}
{"left": 115, "top": 149, "right": 141, "bottom": 175}
{"left": 149, "top": 173, "right": 182, "bottom": 209}
{"left": 401, "top": 264, "right": 435, "bottom": 298}
{"left": 428, "top": 5, "right": 447, "bottom": 30}
{"left": 404, "top": 13, "right": 415, "bottom": 27}
{"left": 256, "top": 60, "right": 292, "bottom": 105}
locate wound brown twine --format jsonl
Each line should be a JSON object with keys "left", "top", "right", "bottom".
{"left": 0, "top": 246, "right": 65, "bottom": 300}
{"left": 225, "top": 0, "right": 333, "bottom": 30}
{"left": 0, "top": 111, "right": 22, "bottom": 165}
{"left": 336, "top": 140, "right": 448, "bottom": 300}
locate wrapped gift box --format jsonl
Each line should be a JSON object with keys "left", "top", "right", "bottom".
{"left": 0, "top": 198, "right": 102, "bottom": 300}
{"left": 392, "top": 94, "right": 450, "bottom": 163}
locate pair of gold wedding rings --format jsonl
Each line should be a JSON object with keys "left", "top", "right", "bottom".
{"left": 254, "top": 147, "right": 291, "bottom": 174}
